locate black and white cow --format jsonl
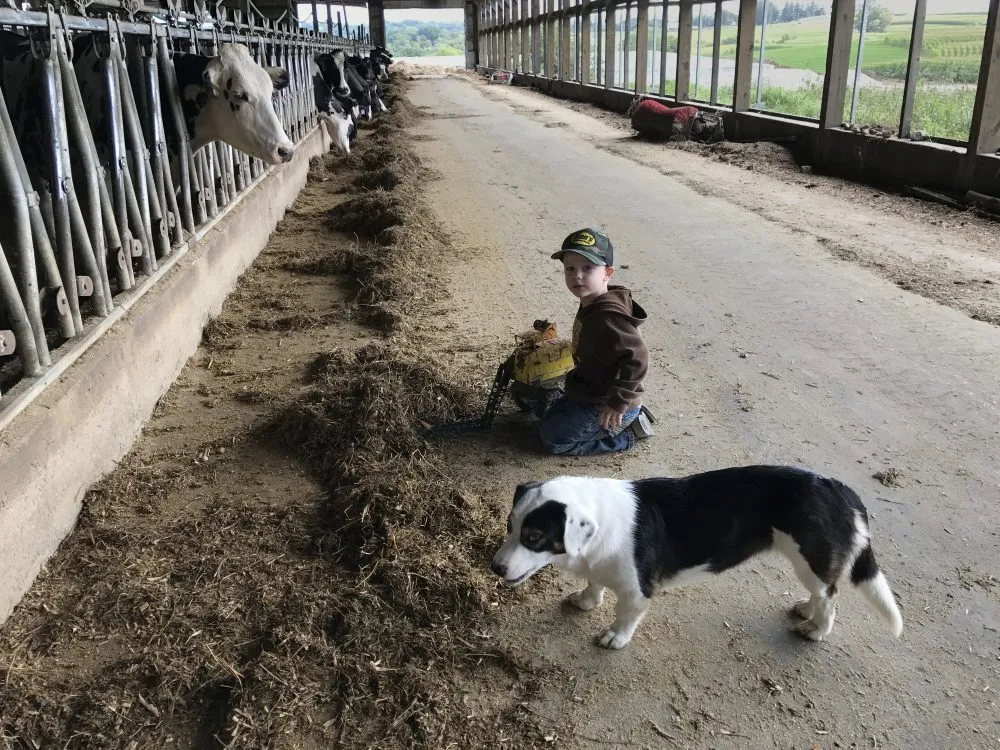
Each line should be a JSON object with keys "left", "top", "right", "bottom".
{"left": 345, "top": 55, "right": 387, "bottom": 119}
{"left": 0, "top": 30, "right": 295, "bottom": 187}
{"left": 369, "top": 46, "right": 393, "bottom": 81}
{"left": 315, "top": 48, "right": 390, "bottom": 123}
{"left": 311, "top": 51, "right": 354, "bottom": 154}
{"left": 171, "top": 41, "right": 295, "bottom": 164}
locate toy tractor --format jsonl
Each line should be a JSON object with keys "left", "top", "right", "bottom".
{"left": 428, "top": 319, "right": 575, "bottom": 435}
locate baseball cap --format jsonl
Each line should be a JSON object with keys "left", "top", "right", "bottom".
{"left": 551, "top": 228, "right": 614, "bottom": 266}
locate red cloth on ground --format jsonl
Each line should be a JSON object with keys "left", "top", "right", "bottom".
{"left": 630, "top": 99, "right": 700, "bottom": 138}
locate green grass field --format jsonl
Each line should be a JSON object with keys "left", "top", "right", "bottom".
{"left": 604, "top": 10, "right": 985, "bottom": 139}
{"left": 687, "top": 82, "right": 977, "bottom": 141}
{"left": 713, "top": 12, "right": 987, "bottom": 81}
{"left": 709, "top": 12, "right": 986, "bottom": 139}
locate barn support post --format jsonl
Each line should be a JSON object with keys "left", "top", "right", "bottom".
{"left": 603, "top": 0, "right": 614, "bottom": 87}
{"left": 732, "top": 0, "right": 757, "bottom": 110}
{"left": 965, "top": 0, "right": 1000, "bottom": 182}
{"left": 520, "top": 0, "right": 529, "bottom": 71}
{"left": 546, "top": 0, "right": 555, "bottom": 76}
{"left": 466, "top": 0, "right": 479, "bottom": 69}
{"left": 710, "top": 0, "right": 722, "bottom": 104}
{"left": 819, "top": 0, "right": 857, "bottom": 129}
{"left": 368, "top": 0, "right": 385, "bottom": 47}
{"left": 532, "top": 0, "right": 541, "bottom": 72}
{"left": 635, "top": 0, "right": 648, "bottom": 93}
{"left": 560, "top": 0, "right": 571, "bottom": 80}
{"left": 676, "top": 0, "right": 692, "bottom": 101}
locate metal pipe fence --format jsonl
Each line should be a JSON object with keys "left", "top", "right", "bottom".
{"left": 0, "top": 0, "right": 371, "bottom": 405}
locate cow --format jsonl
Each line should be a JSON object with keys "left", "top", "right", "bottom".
{"left": 314, "top": 48, "right": 350, "bottom": 98}
{"left": 346, "top": 56, "right": 388, "bottom": 118}
{"left": 0, "top": 30, "right": 296, "bottom": 338}
{"left": 315, "top": 48, "right": 390, "bottom": 122}
{"left": 311, "top": 53, "right": 353, "bottom": 154}
{"left": 0, "top": 30, "right": 295, "bottom": 186}
{"left": 369, "top": 46, "right": 393, "bottom": 81}
{"left": 171, "top": 41, "right": 295, "bottom": 164}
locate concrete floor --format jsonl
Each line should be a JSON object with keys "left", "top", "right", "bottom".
{"left": 408, "top": 76, "right": 1000, "bottom": 748}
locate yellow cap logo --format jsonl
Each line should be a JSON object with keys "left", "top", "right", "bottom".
{"left": 571, "top": 231, "right": 597, "bottom": 247}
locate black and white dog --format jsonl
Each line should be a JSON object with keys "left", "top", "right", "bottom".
{"left": 491, "top": 466, "right": 903, "bottom": 650}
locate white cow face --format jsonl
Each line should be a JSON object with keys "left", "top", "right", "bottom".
{"left": 195, "top": 43, "right": 295, "bottom": 165}
{"left": 320, "top": 112, "right": 352, "bottom": 155}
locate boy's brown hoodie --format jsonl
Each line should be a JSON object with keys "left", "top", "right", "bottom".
{"left": 564, "top": 285, "right": 649, "bottom": 412}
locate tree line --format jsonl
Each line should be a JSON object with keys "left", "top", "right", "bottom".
{"left": 385, "top": 20, "right": 465, "bottom": 57}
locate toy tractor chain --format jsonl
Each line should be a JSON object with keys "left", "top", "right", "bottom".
{"left": 425, "top": 320, "right": 574, "bottom": 437}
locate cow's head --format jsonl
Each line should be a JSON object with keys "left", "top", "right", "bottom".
{"left": 193, "top": 43, "right": 294, "bottom": 165}
{"left": 316, "top": 50, "right": 350, "bottom": 98}
{"left": 370, "top": 48, "right": 392, "bottom": 81}
{"left": 319, "top": 112, "right": 352, "bottom": 155}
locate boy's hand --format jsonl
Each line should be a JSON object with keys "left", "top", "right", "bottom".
{"left": 599, "top": 406, "right": 626, "bottom": 431}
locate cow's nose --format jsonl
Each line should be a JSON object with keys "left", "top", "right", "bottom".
{"left": 277, "top": 145, "right": 294, "bottom": 162}
{"left": 490, "top": 561, "right": 507, "bottom": 578}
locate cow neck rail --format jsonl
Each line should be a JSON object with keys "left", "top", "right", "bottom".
{"left": 0, "top": 7, "right": 372, "bottom": 409}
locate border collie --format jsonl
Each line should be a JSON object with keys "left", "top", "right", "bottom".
{"left": 491, "top": 466, "right": 903, "bottom": 650}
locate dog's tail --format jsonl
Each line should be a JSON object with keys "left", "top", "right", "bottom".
{"left": 851, "top": 543, "right": 903, "bottom": 638}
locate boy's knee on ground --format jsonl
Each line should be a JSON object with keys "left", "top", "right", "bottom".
{"left": 538, "top": 421, "right": 569, "bottom": 454}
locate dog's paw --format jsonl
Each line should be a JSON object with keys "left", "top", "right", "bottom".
{"left": 596, "top": 626, "right": 632, "bottom": 650}
{"left": 793, "top": 618, "right": 830, "bottom": 642}
{"left": 790, "top": 597, "right": 814, "bottom": 620}
{"left": 568, "top": 588, "right": 604, "bottom": 611}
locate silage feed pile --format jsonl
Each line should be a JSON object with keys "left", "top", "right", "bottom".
{"left": 0, "top": 76, "right": 547, "bottom": 749}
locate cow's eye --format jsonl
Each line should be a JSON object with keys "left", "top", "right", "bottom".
{"left": 234, "top": 91, "right": 249, "bottom": 102}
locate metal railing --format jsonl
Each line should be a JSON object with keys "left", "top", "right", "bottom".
{"left": 0, "top": 0, "right": 371, "bottom": 414}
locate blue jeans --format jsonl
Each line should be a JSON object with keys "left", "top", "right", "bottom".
{"left": 538, "top": 396, "right": 640, "bottom": 456}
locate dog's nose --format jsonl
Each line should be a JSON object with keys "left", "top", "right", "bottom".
{"left": 491, "top": 561, "right": 507, "bottom": 578}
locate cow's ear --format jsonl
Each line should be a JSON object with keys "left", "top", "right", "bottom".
{"left": 266, "top": 67, "right": 290, "bottom": 91}
{"left": 202, "top": 56, "right": 224, "bottom": 97}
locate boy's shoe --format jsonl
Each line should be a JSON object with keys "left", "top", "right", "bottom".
{"left": 631, "top": 410, "right": 655, "bottom": 440}
{"left": 639, "top": 404, "right": 656, "bottom": 424}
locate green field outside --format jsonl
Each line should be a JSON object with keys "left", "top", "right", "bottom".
{"left": 714, "top": 12, "right": 987, "bottom": 81}
{"left": 705, "top": 12, "right": 984, "bottom": 139}
{"left": 682, "top": 80, "right": 977, "bottom": 141}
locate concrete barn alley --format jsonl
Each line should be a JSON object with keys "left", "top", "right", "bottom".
{"left": 407, "top": 76, "right": 1000, "bottom": 748}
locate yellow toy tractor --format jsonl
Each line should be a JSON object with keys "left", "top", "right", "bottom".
{"left": 429, "top": 319, "right": 575, "bottom": 435}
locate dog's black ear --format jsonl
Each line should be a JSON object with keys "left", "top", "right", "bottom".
{"left": 512, "top": 481, "right": 542, "bottom": 509}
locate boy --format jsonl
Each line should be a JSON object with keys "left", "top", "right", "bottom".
{"left": 538, "top": 228, "right": 654, "bottom": 456}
